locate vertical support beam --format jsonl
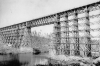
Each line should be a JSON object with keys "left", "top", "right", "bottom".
{"left": 78, "top": 8, "right": 91, "bottom": 57}
{"left": 60, "top": 14, "right": 70, "bottom": 55}
{"left": 66, "top": 19, "right": 70, "bottom": 55}
{"left": 89, "top": 5, "right": 100, "bottom": 57}
{"left": 0, "top": 32, "right": 4, "bottom": 48}
{"left": 77, "top": 7, "right": 91, "bottom": 57}
{"left": 15, "top": 26, "right": 20, "bottom": 48}
{"left": 74, "top": 13, "right": 80, "bottom": 56}
{"left": 84, "top": 9, "right": 91, "bottom": 57}
{"left": 68, "top": 11, "right": 80, "bottom": 56}
{"left": 53, "top": 14, "right": 61, "bottom": 55}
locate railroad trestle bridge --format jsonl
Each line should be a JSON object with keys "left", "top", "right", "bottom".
{"left": 0, "top": 1, "right": 100, "bottom": 57}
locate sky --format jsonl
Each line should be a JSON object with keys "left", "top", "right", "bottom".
{"left": 0, "top": 0, "right": 100, "bottom": 35}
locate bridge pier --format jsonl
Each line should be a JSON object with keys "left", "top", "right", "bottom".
{"left": 68, "top": 11, "right": 80, "bottom": 56}
{"left": 60, "top": 14, "right": 70, "bottom": 55}
{"left": 0, "top": 22, "right": 32, "bottom": 49}
{"left": 21, "top": 27, "right": 32, "bottom": 47}
{"left": 78, "top": 7, "right": 91, "bottom": 57}
{"left": 53, "top": 15, "right": 61, "bottom": 55}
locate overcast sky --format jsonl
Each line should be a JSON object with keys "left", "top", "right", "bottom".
{"left": 0, "top": 0, "right": 99, "bottom": 35}
{"left": 0, "top": 0, "right": 99, "bottom": 28}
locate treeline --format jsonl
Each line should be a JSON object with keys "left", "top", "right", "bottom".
{"left": 31, "top": 31, "right": 53, "bottom": 52}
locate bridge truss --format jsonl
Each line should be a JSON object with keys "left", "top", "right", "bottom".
{"left": 0, "top": 1, "right": 100, "bottom": 57}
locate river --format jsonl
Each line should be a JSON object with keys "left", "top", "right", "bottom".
{"left": 0, "top": 52, "right": 49, "bottom": 66}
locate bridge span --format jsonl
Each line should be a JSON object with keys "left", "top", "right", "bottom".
{"left": 0, "top": 1, "right": 100, "bottom": 57}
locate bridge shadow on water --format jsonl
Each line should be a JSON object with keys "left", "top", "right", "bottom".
{"left": 0, "top": 53, "right": 29, "bottom": 66}
{"left": 0, "top": 52, "right": 50, "bottom": 66}
{"left": 0, "top": 59, "right": 22, "bottom": 66}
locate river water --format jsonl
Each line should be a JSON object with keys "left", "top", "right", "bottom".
{"left": 0, "top": 53, "right": 49, "bottom": 66}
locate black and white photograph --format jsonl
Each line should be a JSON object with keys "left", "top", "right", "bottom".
{"left": 0, "top": 0, "right": 100, "bottom": 66}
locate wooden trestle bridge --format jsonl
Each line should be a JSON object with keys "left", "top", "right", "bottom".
{"left": 0, "top": 1, "right": 100, "bottom": 57}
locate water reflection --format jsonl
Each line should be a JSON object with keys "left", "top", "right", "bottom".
{"left": 0, "top": 53, "right": 49, "bottom": 66}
